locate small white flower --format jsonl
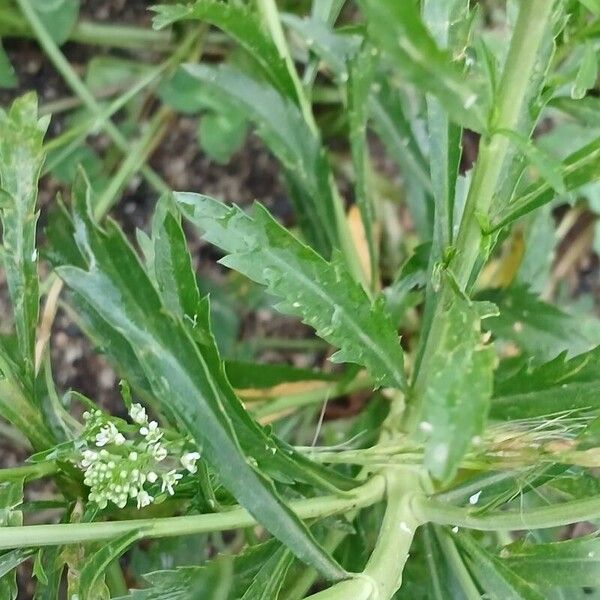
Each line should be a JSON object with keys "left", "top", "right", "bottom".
{"left": 161, "top": 470, "right": 182, "bottom": 496}
{"left": 129, "top": 403, "right": 148, "bottom": 425}
{"left": 114, "top": 433, "right": 126, "bottom": 446}
{"left": 150, "top": 443, "right": 167, "bottom": 462}
{"left": 180, "top": 451, "right": 201, "bottom": 474}
{"left": 146, "top": 471, "right": 158, "bottom": 484}
{"left": 136, "top": 490, "right": 153, "bottom": 509}
{"left": 140, "top": 421, "right": 163, "bottom": 444}
{"left": 129, "top": 452, "right": 138, "bottom": 461}
{"left": 95, "top": 423, "right": 120, "bottom": 447}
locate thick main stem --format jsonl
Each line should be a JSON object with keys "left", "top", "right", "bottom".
{"left": 306, "top": 468, "right": 424, "bottom": 600}
{"left": 411, "top": 0, "right": 555, "bottom": 411}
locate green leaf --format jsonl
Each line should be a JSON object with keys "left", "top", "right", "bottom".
{"left": 348, "top": 45, "right": 377, "bottom": 281}
{"left": 0, "top": 93, "right": 49, "bottom": 381}
{"left": 0, "top": 40, "right": 16, "bottom": 89}
{"left": 571, "top": 42, "right": 598, "bottom": 100}
{"left": 79, "top": 531, "right": 143, "bottom": 600}
{"left": 197, "top": 111, "right": 247, "bottom": 164}
{"left": 281, "top": 13, "right": 361, "bottom": 81}
{"left": 458, "top": 533, "right": 545, "bottom": 600}
{"left": 500, "top": 536, "right": 600, "bottom": 588}
{"left": 369, "top": 77, "right": 433, "bottom": 237}
{"left": 0, "top": 481, "right": 24, "bottom": 600}
{"left": 176, "top": 192, "right": 406, "bottom": 391}
{"left": 479, "top": 286, "right": 599, "bottom": 363}
{"left": 181, "top": 63, "right": 339, "bottom": 256}
{"left": 577, "top": 0, "right": 600, "bottom": 14}
{"left": 55, "top": 184, "right": 346, "bottom": 581}
{"left": 151, "top": 1, "right": 298, "bottom": 102}
{"left": 496, "top": 128, "right": 566, "bottom": 195}
{"left": 117, "top": 541, "right": 282, "bottom": 600}
{"left": 422, "top": 0, "right": 467, "bottom": 241}
{"left": 492, "top": 346, "right": 600, "bottom": 420}
{"left": 360, "top": 0, "right": 486, "bottom": 132}
{"left": 491, "top": 135, "right": 600, "bottom": 231}
{"left": 414, "top": 283, "right": 496, "bottom": 481}
{"left": 226, "top": 360, "right": 336, "bottom": 389}
{"left": 30, "top": 0, "right": 79, "bottom": 46}
{"left": 150, "top": 198, "right": 355, "bottom": 494}
{"left": 240, "top": 546, "right": 293, "bottom": 600}
{"left": 33, "top": 546, "right": 64, "bottom": 600}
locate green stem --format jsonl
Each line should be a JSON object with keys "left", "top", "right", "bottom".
{"left": 0, "top": 461, "right": 56, "bottom": 482}
{"left": 414, "top": 493, "right": 600, "bottom": 531}
{"left": 93, "top": 105, "right": 172, "bottom": 218}
{"left": 411, "top": 0, "right": 556, "bottom": 418}
{"left": 255, "top": 0, "right": 318, "bottom": 135}
{"left": 306, "top": 468, "right": 423, "bottom": 599}
{"left": 16, "top": 0, "right": 169, "bottom": 196}
{"left": 0, "top": 476, "right": 385, "bottom": 551}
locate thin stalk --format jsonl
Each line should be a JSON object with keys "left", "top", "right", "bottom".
{"left": 94, "top": 105, "right": 172, "bottom": 217}
{"left": 256, "top": 0, "right": 318, "bottom": 135}
{"left": 0, "top": 8, "right": 172, "bottom": 50}
{"left": 0, "top": 476, "right": 385, "bottom": 551}
{"left": 0, "top": 461, "right": 57, "bottom": 482}
{"left": 414, "top": 493, "right": 600, "bottom": 531}
{"left": 16, "top": 0, "right": 169, "bottom": 195}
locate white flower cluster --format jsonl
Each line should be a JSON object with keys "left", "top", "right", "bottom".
{"left": 78, "top": 404, "right": 201, "bottom": 511}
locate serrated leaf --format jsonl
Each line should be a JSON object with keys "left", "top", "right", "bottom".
{"left": 500, "top": 536, "right": 600, "bottom": 588}
{"left": 79, "top": 531, "right": 143, "bottom": 600}
{"left": 360, "top": 0, "right": 486, "bottom": 132}
{"left": 0, "top": 93, "right": 48, "bottom": 380}
{"left": 150, "top": 203, "right": 355, "bottom": 493}
{"left": 31, "top": 0, "right": 79, "bottom": 46}
{"left": 415, "top": 284, "right": 496, "bottom": 481}
{"left": 181, "top": 63, "right": 340, "bottom": 257}
{"left": 54, "top": 182, "right": 345, "bottom": 581}
{"left": 458, "top": 533, "right": 546, "bottom": 600}
{"left": 176, "top": 192, "right": 406, "bottom": 391}
{"left": 151, "top": 1, "right": 298, "bottom": 102}
{"left": 479, "top": 285, "right": 599, "bottom": 363}
{"left": 492, "top": 346, "right": 600, "bottom": 420}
